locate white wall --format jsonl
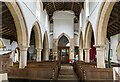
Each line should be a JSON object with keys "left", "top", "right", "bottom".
{"left": 105, "top": 38, "right": 110, "bottom": 61}
{"left": 17, "top": 0, "right": 50, "bottom": 48}
{"left": 53, "top": 11, "right": 75, "bottom": 39}
{"left": 110, "top": 34, "right": 120, "bottom": 63}
{"left": 81, "top": 0, "right": 104, "bottom": 41}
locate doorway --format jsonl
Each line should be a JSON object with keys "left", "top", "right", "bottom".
{"left": 58, "top": 35, "right": 70, "bottom": 64}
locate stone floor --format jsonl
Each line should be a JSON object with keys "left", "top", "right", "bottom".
{"left": 57, "top": 64, "right": 79, "bottom": 82}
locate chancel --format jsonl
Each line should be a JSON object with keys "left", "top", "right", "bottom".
{"left": 0, "top": 0, "right": 120, "bottom": 82}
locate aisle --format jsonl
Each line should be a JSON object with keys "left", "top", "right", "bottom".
{"left": 57, "top": 64, "right": 79, "bottom": 82}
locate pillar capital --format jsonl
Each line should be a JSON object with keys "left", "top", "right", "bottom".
{"left": 94, "top": 45, "right": 106, "bottom": 51}
{"left": 84, "top": 48, "right": 91, "bottom": 50}
{"left": 45, "top": 48, "right": 49, "bottom": 50}
{"left": 79, "top": 48, "right": 83, "bottom": 50}
{"left": 18, "top": 45, "right": 29, "bottom": 51}
{"left": 36, "top": 48, "right": 42, "bottom": 51}
{"left": 93, "top": 44, "right": 106, "bottom": 48}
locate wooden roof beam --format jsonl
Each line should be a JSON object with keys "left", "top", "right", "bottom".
{"left": 0, "top": 9, "right": 9, "bottom": 15}
{"left": 108, "top": 18, "right": 119, "bottom": 26}
{"left": 52, "top": 0, "right": 56, "bottom": 10}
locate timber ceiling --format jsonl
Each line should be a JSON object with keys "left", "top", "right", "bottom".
{"left": 0, "top": 2, "right": 17, "bottom": 41}
{"left": 107, "top": 2, "right": 120, "bottom": 39}
{"left": 42, "top": 1, "right": 83, "bottom": 23}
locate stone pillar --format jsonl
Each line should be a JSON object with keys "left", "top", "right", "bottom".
{"left": 0, "top": 73, "right": 8, "bottom": 82}
{"left": 44, "top": 48, "right": 49, "bottom": 61}
{"left": 84, "top": 48, "right": 90, "bottom": 63}
{"left": 19, "top": 45, "right": 28, "bottom": 68}
{"left": 94, "top": 45, "right": 105, "bottom": 68}
{"left": 69, "top": 38, "right": 74, "bottom": 60}
{"left": 53, "top": 39, "right": 58, "bottom": 60}
{"left": 36, "top": 48, "right": 42, "bottom": 62}
{"left": 79, "top": 48, "right": 83, "bottom": 61}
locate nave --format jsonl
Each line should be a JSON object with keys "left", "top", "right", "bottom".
{"left": 1, "top": 0, "right": 120, "bottom": 82}
{"left": 0, "top": 52, "right": 118, "bottom": 82}
{"left": 5, "top": 60, "right": 118, "bottom": 82}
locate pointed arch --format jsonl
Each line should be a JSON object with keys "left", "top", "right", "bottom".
{"left": 84, "top": 22, "right": 95, "bottom": 48}
{"left": 30, "top": 21, "right": 42, "bottom": 49}
{"left": 57, "top": 33, "right": 71, "bottom": 45}
{"left": 5, "top": 2, "right": 28, "bottom": 47}
{"left": 96, "top": 1, "right": 116, "bottom": 45}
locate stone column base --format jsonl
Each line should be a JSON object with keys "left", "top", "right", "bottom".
{"left": 79, "top": 49, "right": 83, "bottom": 61}
{"left": 84, "top": 48, "right": 91, "bottom": 63}
{"left": 0, "top": 73, "right": 8, "bottom": 82}
{"left": 94, "top": 45, "right": 106, "bottom": 68}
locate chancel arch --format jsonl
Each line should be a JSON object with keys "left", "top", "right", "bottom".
{"left": 57, "top": 33, "right": 70, "bottom": 64}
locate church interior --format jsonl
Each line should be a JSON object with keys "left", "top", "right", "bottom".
{"left": 0, "top": 0, "right": 120, "bottom": 82}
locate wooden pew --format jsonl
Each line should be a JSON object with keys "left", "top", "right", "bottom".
{"left": 13, "top": 60, "right": 59, "bottom": 68}
{"left": 73, "top": 62, "right": 96, "bottom": 80}
{"left": 0, "top": 52, "right": 12, "bottom": 72}
{"left": 8, "top": 67, "right": 56, "bottom": 80}
{"left": 8, "top": 61, "right": 60, "bottom": 81}
{"left": 73, "top": 61, "right": 113, "bottom": 82}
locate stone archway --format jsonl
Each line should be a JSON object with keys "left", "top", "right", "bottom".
{"left": 57, "top": 33, "right": 71, "bottom": 45}
{"left": 28, "top": 21, "right": 42, "bottom": 62}
{"left": 42, "top": 31, "right": 49, "bottom": 61}
{"left": 52, "top": 33, "right": 73, "bottom": 61}
{"left": 5, "top": 2, "right": 28, "bottom": 46}
{"left": 84, "top": 22, "right": 96, "bottom": 63}
{"left": 79, "top": 32, "right": 83, "bottom": 61}
{"left": 32, "top": 22, "right": 42, "bottom": 50}
{"left": 95, "top": 0, "right": 116, "bottom": 68}
{"left": 5, "top": 2, "right": 28, "bottom": 68}
{"left": 96, "top": 1, "right": 116, "bottom": 45}
{"left": 57, "top": 33, "right": 70, "bottom": 64}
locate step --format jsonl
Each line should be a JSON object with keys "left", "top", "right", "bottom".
{"left": 59, "top": 71, "right": 75, "bottom": 75}
{"left": 58, "top": 75, "right": 76, "bottom": 78}
{"left": 57, "top": 64, "right": 78, "bottom": 81}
